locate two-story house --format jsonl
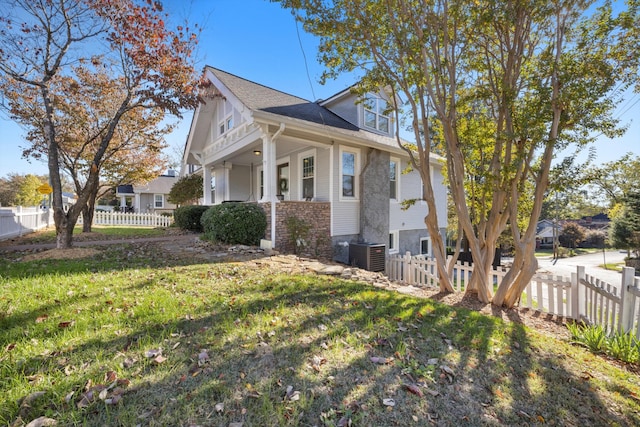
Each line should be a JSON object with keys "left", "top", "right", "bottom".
{"left": 182, "top": 67, "right": 447, "bottom": 264}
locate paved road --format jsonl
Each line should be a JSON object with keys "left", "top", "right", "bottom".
{"left": 536, "top": 250, "right": 628, "bottom": 287}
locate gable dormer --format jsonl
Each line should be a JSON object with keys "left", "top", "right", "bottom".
{"left": 320, "top": 88, "right": 395, "bottom": 138}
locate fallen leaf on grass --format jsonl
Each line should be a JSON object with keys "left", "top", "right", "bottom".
{"left": 284, "top": 385, "right": 300, "bottom": 402}
{"left": 215, "top": 402, "right": 224, "bottom": 413}
{"left": 154, "top": 355, "right": 167, "bottom": 364}
{"left": 404, "top": 383, "right": 423, "bottom": 397}
{"left": 337, "top": 415, "right": 352, "bottom": 426}
{"left": 58, "top": 321, "right": 74, "bottom": 328}
{"left": 25, "top": 416, "right": 57, "bottom": 427}
{"left": 104, "top": 371, "right": 117, "bottom": 383}
{"left": 382, "top": 398, "right": 395, "bottom": 407}
{"left": 104, "top": 394, "right": 122, "bottom": 405}
{"left": 198, "top": 350, "right": 209, "bottom": 366}
{"left": 310, "top": 355, "right": 326, "bottom": 372}
{"left": 35, "top": 314, "right": 48, "bottom": 323}
{"left": 144, "top": 349, "right": 162, "bottom": 358}
{"left": 5, "top": 343, "right": 16, "bottom": 351}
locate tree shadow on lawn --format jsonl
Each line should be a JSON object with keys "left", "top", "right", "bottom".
{"left": 1, "top": 253, "right": 639, "bottom": 425}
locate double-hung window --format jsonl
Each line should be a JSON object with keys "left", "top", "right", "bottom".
{"left": 364, "top": 94, "right": 390, "bottom": 134}
{"left": 341, "top": 150, "right": 356, "bottom": 198}
{"left": 154, "top": 194, "right": 164, "bottom": 209}
{"left": 301, "top": 151, "right": 315, "bottom": 199}
{"left": 390, "top": 158, "right": 399, "bottom": 200}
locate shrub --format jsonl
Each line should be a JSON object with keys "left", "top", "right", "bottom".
{"left": 567, "top": 322, "right": 640, "bottom": 364}
{"left": 174, "top": 205, "right": 209, "bottom": 232}
{"left": 285, "top": 215, "right": 311, "bottom": 255}
{"left": 201, "top": 202, "right": 266, "bottom": 245}
{"left": 559, "top": 222, "right": 586, "bottom": 249}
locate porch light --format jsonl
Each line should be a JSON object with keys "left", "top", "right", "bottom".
{"left": 253, "top": 150, "right": 262, "bottom": 156}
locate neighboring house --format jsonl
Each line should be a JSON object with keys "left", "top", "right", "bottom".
{"left": 577, "top": 213, "right": 610, "bottom": 231}
{"left": 115, "top": 171, "right": 179, "bottom": 214}
{"left": 536, "top": 219, "right": 561, "bottom": 248}
{"left": 182, "top": 67, "right": 447, "bottom": 263}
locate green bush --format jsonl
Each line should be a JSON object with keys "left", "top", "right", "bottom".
{"left": 174, "top": 205, "right": 209, "bottom": 232}
{"left": 201, "top": 202, "right": 267, "bottom": 245}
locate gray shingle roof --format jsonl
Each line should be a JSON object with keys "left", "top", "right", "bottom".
{"left": 208, "top": 67, "right": 359, "bottom": 131}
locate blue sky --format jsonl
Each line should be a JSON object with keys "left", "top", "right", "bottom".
{"left": 0, "top": 0, "right": 638, "bottom": 177}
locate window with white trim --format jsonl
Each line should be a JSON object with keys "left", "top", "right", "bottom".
{"left": 389, "top": 230, "right": 399, "bottom": 254}
{"left": 420, "top": 237, "right": 432, "bottom": 257}
{"left": 341, "top": 149, "right": 357, "bottom": 198}
{"left": 390, "top": 158, "right": 399, "bottom": 200}
{"left": 364, "top": 94, "right": 390, "bottom": 133}
{"left": 257, "top": 167, "right": 264, "bottom": 199}
{"left": 154, "top": 194, "right": 164, "bottom": 209}
{"left": 300, "top": 150, "right": 315, "bottom": 200}
{"left": 219, "top": 115, "right": 233, "bottom": 136}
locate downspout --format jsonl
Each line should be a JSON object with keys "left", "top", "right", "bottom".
{"left": 271, "top": 123, "right": 286, "bottom": 246}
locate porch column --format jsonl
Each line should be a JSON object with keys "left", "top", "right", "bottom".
{"left": 134, "top": 194, "right": 140, "bottom": 212}
{"left": 260, "top": 134, "right": 276, "bottom": 203}
{"left": 203, "top": 166, "right": 212, "bottom": 205}
{"left": 259, "top": 123, "right": 285, "bottom": 248}
{"left": 120, "top": 196, "right": 126, "bottom": 209}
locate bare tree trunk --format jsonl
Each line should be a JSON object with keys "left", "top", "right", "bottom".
{"left": 82, "top": 202, "right": 94, "bottom": 233}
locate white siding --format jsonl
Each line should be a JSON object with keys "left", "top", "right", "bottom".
{"left": 332, "top": 144, "right": 360, "bottom": 236}
{"left": 315, "top": 147, "right": 331, "bottom": 201}
{"left": 390, "top": 159, "right": 427, "bottom": 230}
{"left": 432, "top": 162, "right": 447, "bottom": 228}
{"left": 324, "top": 95, "right": 359, "bottom": 127}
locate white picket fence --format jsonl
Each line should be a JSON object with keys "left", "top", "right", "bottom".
{"left": 78, "top": 211, "right": 174, "bottom": 228}
{"left": 387, "top": 252, "right": 640, "bottom": 338}
{"left": 0, "top": 207, "right": 54, "bottom": 241}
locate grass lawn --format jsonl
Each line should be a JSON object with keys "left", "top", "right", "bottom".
{"left": 0, "top": 226, "right": 170, "bottom": 246}
{"left": 1, "top": 230, "right": 639, "bottom": 426}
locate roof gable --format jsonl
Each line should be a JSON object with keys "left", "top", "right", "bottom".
{"left": 207, "top": 67, "right": 359, "bottom": 131}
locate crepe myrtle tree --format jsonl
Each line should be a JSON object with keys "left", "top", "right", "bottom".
{"left": 276, "top": 0, "right": 639, "bottom": 306}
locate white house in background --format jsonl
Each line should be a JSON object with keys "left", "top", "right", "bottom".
{"left": 115, "top": 170, "right": 179, "bottom": 214}
{"left": 182, "top": 67, "right": 447, "bottom": 264}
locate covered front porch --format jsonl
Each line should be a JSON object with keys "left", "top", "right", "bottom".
{"left": 186, "top": 118, "right": 334, "bottom": 252}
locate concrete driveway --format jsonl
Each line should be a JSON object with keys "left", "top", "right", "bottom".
{"left": 536, "top": 250, "right": 628, "bottom": 288}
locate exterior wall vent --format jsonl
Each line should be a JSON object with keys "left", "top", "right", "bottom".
{"left": 349, "top": 243, "right": 385, "bottom": 272}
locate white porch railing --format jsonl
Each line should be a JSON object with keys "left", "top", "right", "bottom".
{"left": 78, "top": 211, "right": 174, "bottom": 227}
{"left": 387, "top": 252, "right": 640, "bottom": 338}
{"left": 0, "top": 207, "right": 53, "bottom": 241}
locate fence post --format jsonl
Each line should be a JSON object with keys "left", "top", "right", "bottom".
{"left": 619, "top": 267, "right": 636, "bottom": 333}
{"left": 17, "top": 206, "right": 23, "bottom": 237}
{"left": 403, "top": 251, "right": 412, "bottom": 285}
{"left": 571, "top": 271, "right": 580, "bottom": 320}
{"left": 576, "top": 266, "right": 585, "bottom": 321}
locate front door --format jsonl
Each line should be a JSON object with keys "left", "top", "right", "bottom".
{"left": 277, "top": 162, "right": 289, "bottom": 200}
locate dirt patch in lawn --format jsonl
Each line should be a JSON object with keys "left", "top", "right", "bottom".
{"left": 21, "top": 247, "right": 102, "bottom": 261}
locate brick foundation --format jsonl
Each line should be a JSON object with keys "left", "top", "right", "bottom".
{"left": 260, "top": 201, "right": 332, "bottom": 259}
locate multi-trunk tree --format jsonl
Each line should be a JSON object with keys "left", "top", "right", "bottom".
{"left": 11, "top": 65, "right": 172, "bottom": 232}
{"left": 278, "top": 0, "right": 639, "bottom": 306}
{"left": 0, "top": 0, "right": 200, "bottom": 248}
